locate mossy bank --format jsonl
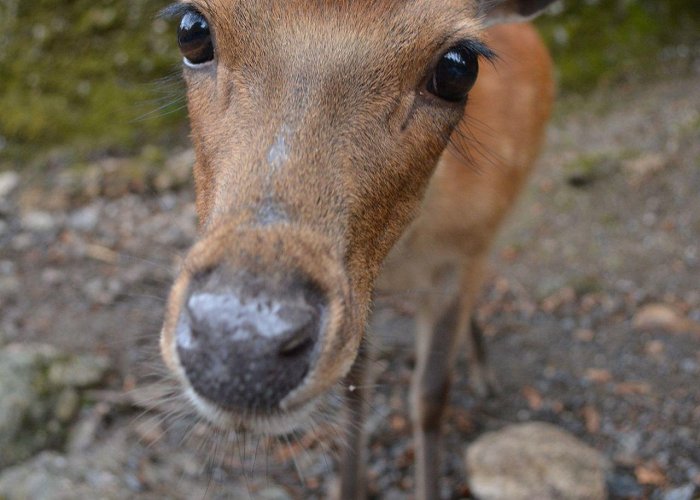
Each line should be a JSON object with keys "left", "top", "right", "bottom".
{"left": 0, "top": 0, "right": 698, "bottom": 164}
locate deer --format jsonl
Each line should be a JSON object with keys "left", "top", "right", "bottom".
{"left": 158, "top": 0, "right": 555, "bottom": 498}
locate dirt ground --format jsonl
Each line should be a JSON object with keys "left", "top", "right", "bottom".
{"left": 1, "top": 72, "right": 699, "bottom": 499}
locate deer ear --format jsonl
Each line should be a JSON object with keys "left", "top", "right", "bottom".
{"left": 479, "top": 0, "right": 557, "bottom": 27}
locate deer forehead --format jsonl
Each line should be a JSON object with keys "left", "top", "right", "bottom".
{"left": 183, "top": 0, "right": 483, "bottom": 70}
{"left": 181, "top": 0, "right": 486, "bottom": 225}
{"left": 181, "top": 0, "right": 486, "bottom": 147}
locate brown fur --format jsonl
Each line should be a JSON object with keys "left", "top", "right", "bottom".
{"left": 160, "top": 1, "right": 554, "bottom": 498}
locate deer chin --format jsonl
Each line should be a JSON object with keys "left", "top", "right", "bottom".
{"left": 183, "top": 385, "right": 320, "bottom": 436}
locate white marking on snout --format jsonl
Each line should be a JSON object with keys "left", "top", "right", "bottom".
{"left": 267, "top": 126, "right": 290, "bottom": 170}
{"left": 256, "top": 199, "right": 290, "bottom": 226}
{"left": 186, "top": 292, "right": 309, "bottom": 342}
{"left": 175, "top": 314, "right": 195, "bottom": 349}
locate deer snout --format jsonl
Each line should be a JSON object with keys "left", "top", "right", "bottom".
{"left": 175, "top": 277, "right": 324, "bottom": 412}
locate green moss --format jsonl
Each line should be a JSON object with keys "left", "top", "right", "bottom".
{"left": 569, "top": 275, "right": 604, "bottom": 295}
{"left": 0, "top": 0, "right": 184, "bottom": 160}
{"left": 564, "top": 153, "right": 608, "bottom": 176}
{"left": 0, "top": 0, "right": 698, "bottom": 163}
{"left": 600, "top": 212, "right": 621, "bottom": 227}
{"left": 536, "top": 0, "right": 700, "bottom": 93}
{"left": 563, "top": 152, "right": 621, "bottom": 187}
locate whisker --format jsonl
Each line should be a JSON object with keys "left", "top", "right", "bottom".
{"left": 119, "top": 292, "right": 168, "bottom": 303}
{"left": 283, "top": 433, "right": 306, "bottom": 487}
{"left": 251, "top": 436, "right": 262, "bottom": 476}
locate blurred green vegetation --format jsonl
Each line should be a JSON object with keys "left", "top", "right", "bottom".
{"left": 0, "top": 0, "right": 698, "bottom": 163}
{"left": 536, "top": 0, "right": 700, "bottom": 92}
{"left": 0, "top": 0, "right": 179, "bottom": 161}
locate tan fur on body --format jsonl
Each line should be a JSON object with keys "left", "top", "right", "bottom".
{"left": 159, "top": 1, "right": 555, "bottom": 498}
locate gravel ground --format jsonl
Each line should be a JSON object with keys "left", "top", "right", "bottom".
{"left": 0, "top": 74, "right": 699, "bottom": 499}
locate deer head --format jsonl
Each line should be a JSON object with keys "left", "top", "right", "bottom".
{"left": 159, "top": 0, "right": 555, "bottom": 434}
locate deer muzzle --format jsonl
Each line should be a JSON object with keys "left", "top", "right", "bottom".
{"left": 161, "top": 221, "right": 358, "bottom": 433}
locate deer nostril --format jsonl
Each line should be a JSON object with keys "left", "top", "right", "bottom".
{"left": 278, "top": 328, "right": 315, "bottom": 358}
{"left": 276, "top": 305, "right": 316, "bottom": 357}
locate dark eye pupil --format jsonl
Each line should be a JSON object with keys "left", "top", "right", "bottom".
{"left": 178, "top": 11, "right": 214, "bottom": 65}
{"left": 430, "top": 48, "right": 479, "bottom": 102}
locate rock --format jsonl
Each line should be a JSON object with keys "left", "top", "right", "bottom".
{"left": 100, "top": 158, "right": 138, "bottom": 198}
{"left": 0, "top": 259, "right": 16, "bottom": 274}
{"left": 67, "top": 205, "right": 101, "bottom": 232}
{"left": 133, "top": 416, "right": 165, "bottom": 447}
{"left": 153, "top": 149, "right": 194, "bottom": 192}
{"left": 605, "top": 471, "right": 643, "bottom": 498}
{"left": 0, "top": 451, "right": 128, "bottom": 500}
{"left": 0, "top": 170, "right": 20, "bottom": 197}
{"left": 98, "top": 157, "right": 157, "bottom": 198}
{"left": 634, "top": 461, "right": 667, "bottom": 486}
{"left": 82, "top": 277, "right": 124, "bottom": 305}
{"left": 615, "top": 431, "right": 642, "bottom": 465}
{"left": 0, "top": 197, "right": 12, "bottom": 217}
{"left": 0, "top": 343, "right": 110, "bottom": 468}
{"left": 10, "top": 232, "right": 34, "bottom": 251}
{"left": 67, "top": 403, "right": 111, "bottom": 453}
{"left": 0, "top": 430, "right": 261, "bottom": 500}
{"left": 54, "top": 389, "right": 81, "bottom": 422}
{"left": 622, "top": 153, "right": 669, "bottom": 185}
{"left": 20, "top": 210, "right": 57, "bottom": 232}
{"left": 663, "top": 484, "right": 697, "bottom": 500}
{"left": 0, "top": 275, "right": 21, "bottom": 299}
{"left": 465, "top": 422, "right": 608, "bottom": 500}
{"left": 48, "top": 354, "right": 110, "bottom": 388}
{"left": 257, "top": 486, "right": 294, "bottom": 500}
{"left": 633, "top": 303, "right": 700, "bottom": 336}
{"left": 381, "top": 488, "right": 410, "bottom": 500}
{"left": 81, "top": 165, "right": 103, "bottom": 199}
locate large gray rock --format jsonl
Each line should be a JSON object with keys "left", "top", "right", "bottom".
{"left": 0, "top": 343, "right": 110, "bottom": 468}
{"left": 0, "top": 452, "right": 129, "bottom": 500}
{"left": 0, "top": 438, "right": 282, "bottom": 500}
{"left": 663, "top": 484, "right": 698, "bottom": 500}
{"left": 465, "top": 422, "right": 608, "bottom": 500}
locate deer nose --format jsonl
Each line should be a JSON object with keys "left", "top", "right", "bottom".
{"left": 175, "top": 282, "right": 323, "bottom": 411}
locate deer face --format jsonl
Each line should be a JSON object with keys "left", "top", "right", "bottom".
{"left": 160, "top": 0, "right": 535, "bottom": 434}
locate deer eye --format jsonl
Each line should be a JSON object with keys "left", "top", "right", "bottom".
{"left": 428, "top": 46, "right": 480, "bottom": 102}
{"left": 178, "top": 10, "right": 214, "bottom": 67}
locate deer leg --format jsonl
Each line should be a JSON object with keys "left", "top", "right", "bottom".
{"left": 466, "top": 315, "right": 500, "bottom": 398}
{"left": 460, "top": 251, "right": 499, "bottom": 398}
{"left": 412, "top": 254, "right": 491, "bottom": 499}
{"left": 338, "top": 341, "right": 371, "bottom": 500}
{"left": 411, "top": 298, "right": 461, "bottom": 500}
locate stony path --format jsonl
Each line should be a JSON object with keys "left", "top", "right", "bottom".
{"left": 0, "top": 75, "right": 699, "bottom": 499}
